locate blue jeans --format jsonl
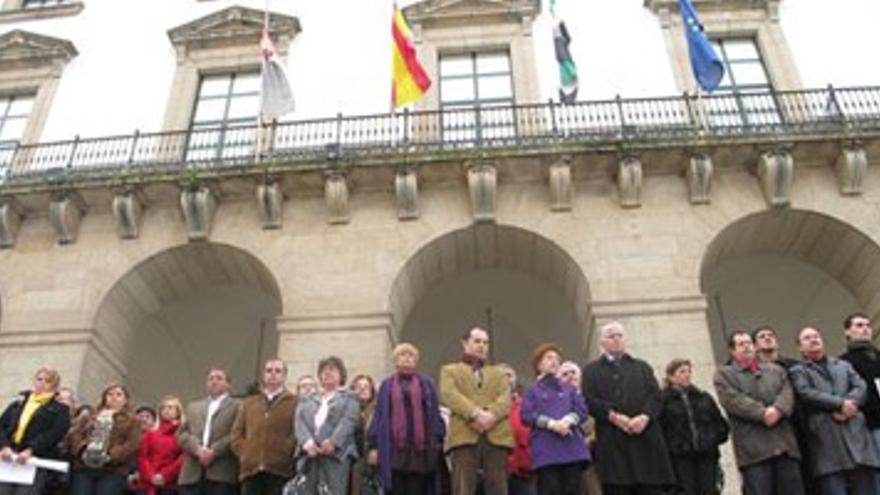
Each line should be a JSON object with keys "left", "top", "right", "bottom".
{"left": 817, "top": 468, "right": 877, "bottom": 495}
{"left": 70, "top": 468, "right": 128, "bottom": 495}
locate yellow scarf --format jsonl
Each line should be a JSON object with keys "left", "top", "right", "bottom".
{"left": 13, "top": 392, "right": 54, "bottom": 445}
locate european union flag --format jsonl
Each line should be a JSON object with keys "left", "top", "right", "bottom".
{"left": 679, "top": 0, "right": 724, "bottom": 92}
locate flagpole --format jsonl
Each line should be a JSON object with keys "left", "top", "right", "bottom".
{"left": 255, "top": 2, "right": 270, "bottom": 163}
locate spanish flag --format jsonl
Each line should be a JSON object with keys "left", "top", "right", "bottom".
{"left": 392, "top": 4, "right": 431, "bottom": 108}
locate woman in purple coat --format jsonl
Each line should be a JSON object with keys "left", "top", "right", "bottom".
{"left": 521, "top": 344, "right": 591, "bottom": 495}
{"left": 367, "top": 343, "right": 446, "bottom": 495}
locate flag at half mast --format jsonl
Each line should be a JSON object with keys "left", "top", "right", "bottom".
{"left": 392, "top": 3, "right": 431, "bottom": 108}
{"left": 260, "top": 13, "right": 295, "bottom": 120}
{"left": 679, "top": 0, "right": 724, "bottom": 92}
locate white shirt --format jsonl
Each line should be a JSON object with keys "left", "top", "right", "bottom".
{"left": 202, "top": 394, "right": 228, "bottom": 447}
{"left": 314, "top": 391, "right": 336, "bottom": 432}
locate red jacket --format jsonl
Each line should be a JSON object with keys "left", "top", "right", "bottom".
{"left": 138, "top": 420, "right": 183, "bottom": 495}
{"left": 507, "top": 394, "right": 533, "bottom": 477}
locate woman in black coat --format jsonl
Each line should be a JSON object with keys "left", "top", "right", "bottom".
{"left": 658, "top": 359, "right": 729, "bottom": 495}
{"left": 0, "top": 367, "right": 71, "bottom": 495}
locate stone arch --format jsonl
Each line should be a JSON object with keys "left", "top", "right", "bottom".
{"left": 86, "top": 242, "right": 282, "bottom": 404}
{"left": 700, "top": 209, "right": 880, "bottom": 362}
{"left": 388, "top": 223, "right": 592, "bottom": 378}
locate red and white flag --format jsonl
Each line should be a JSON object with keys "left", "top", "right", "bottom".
{"left": 260, "top": 18, "right": 295, "bottom": 120}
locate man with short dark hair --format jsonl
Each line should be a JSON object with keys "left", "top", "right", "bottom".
{"left": 791, "top": 326, "right": 880, "bottom": 495}
{"left": 177, "top": 367, "right": 241, "bottom": 495}
{"left": 581, "top": 321, "right": 675, "bottom": 495}
{"left": 231, "top": 358, "right": 297, "bottom": 495}
{"left": 440, "top": 327, "right": 512, "bottom": 495}
{"left": 752, "top": 326, "right": 799, "bottom": 369}
{"left": 714, "top": 330, "right": 804, "bottom": 495}
{"left": 839, "top": 313, "right": 880, "bottom": 454}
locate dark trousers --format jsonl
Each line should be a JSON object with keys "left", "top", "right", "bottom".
{"left": 0, "top": 469, "right": 50, "bottom": 495}
{"left": 671, "top": 455, "right": 719, "bottom": 495}
{"left": 817, "top": 467, "right": 878, "bottom": 495}
{"left": 241, "top": 472, "right": 287, "bottom": 495}
{"left": 740, "top": 454, "right": 805, "bottom": 495}
{"left": 449, "top": 436, "right": 508, "bottom": 495}
{"left": 179, "top": 479, "right": 240, "bottom": 495}
{"left": 390, "top": 470, "right": 432, "bottom": 495}
{"left": 537, "top": 463, "right": 583, "bottom": 495}
{"left": 507, "top": 474, "right": 536, "bottom": 495}
{"left": 70, "top": 469, "right": 128, "bottom": 495}
{"left": 602, "top": 485, "right": 664, "bottom": 495}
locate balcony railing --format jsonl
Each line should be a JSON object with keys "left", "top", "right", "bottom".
{"left": 1, "top": 85, "right": 879, "bottom": 187}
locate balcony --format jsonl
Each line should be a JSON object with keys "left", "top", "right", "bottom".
{"left": 1, "top": 85, "right": 879, "bottom": 193}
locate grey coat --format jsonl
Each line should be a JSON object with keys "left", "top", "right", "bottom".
{"left": 789, "top": 357, "right": 880, "bottom": 477}
{"left": 713, "top": 361, "right": 801, "bottom": 468}
{"left": 294, "top": 389, "right": 360, "bottom": 470}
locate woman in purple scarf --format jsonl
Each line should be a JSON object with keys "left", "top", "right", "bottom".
{"left": 367, "top": 343, "right": 446, "bottom": 495}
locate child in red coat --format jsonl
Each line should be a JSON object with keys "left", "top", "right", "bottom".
{"left": 137, "top": 396, "right": 184, "bottom": 495}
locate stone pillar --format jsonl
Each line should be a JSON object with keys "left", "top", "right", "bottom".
{"left": 49, "top": 192, "right": 86, "bottom": 245}
{"left": 112, "top": 189, "right": 144, "bottom": 240}
{"left": 686, "top": 153, "right": 713, "bottom": 204}
{"left": 0, "top": 199, "right": 23, "bottom": 248}
{"left": 548, "top": 156, "right": 573, "bottom": 212}
{"left": 617, "top": 156, "right": 643, "bottom": 208}
{"left": 395, "top": 167, "right": 420, "bottom": 220}
{"left": 256, "top": 180, "right": 284, "bottom": 229}
{"left": 757, "top": 150, "right": 794, "bottom": 208}
{"left": 276, "top": 312, "right": 393, "bottom": 385}
{"left": 835, "top": 145, "right": 868, "bottom": 196}
{"left": 467, "top": 162, "right": 497, "bottom": 222}
{"left": 179, "top": 186, "right": 217, "bottom": 241}
{"left": 324, "top": 171, "right": 350, "bottom": 225}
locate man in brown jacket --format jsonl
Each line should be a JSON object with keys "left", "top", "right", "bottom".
{"left": 440, "top": 327, "right": 513, "bottom": 495}
{"left": 231, "top": 358, "right": 297, "bottom": 495}
{"left": 714, "top": 330, "right": 804, "bottom": 495}
{"left": 177, "top": 367, "right": 241, "bottom": 495}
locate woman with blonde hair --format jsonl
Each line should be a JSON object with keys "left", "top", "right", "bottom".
{"left": 137, "top": 396, "right": 185, "bottom": 495}
{"left": 0, "top": 367, "right": 70, "bottom": 495}
{"left": 67, "top": 383, "right": 141, "bottom": 495}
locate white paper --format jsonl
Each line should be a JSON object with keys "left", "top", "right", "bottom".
{"left": 0, "top": 460, "right": 36, "bottom": 485}
{"left": 874, "top": 378, "right": 880, "bottom": 399}
{"left": 30, "top": 458, "right": 69, "bottom": 473}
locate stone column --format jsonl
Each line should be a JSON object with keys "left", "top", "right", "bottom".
{"left": 276, "top": 312, "right": 394, "bottom": 385}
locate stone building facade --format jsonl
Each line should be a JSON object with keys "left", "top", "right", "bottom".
{"left": 0, "top": 1, "right": 879, "bottom": 492}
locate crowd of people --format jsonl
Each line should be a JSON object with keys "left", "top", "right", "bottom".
{"left": 1, "top": 313, "right": 880, "bottom": 495}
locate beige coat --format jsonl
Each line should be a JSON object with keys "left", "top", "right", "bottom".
{"left": 176, "top": 396, "right": 241, "bottom": 485}
{"left": 440, "top": 362, "right": 512, "bottom": 450}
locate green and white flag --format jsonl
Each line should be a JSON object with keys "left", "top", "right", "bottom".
{"left": 552, "top": 0, "right": 578, "bottom": 104}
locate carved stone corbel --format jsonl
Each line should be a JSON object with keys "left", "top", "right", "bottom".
{"left": 686, "top": 152, "right": 713, "bottom": 204}
{"left": 256, "top": 179, "right": 284, "bottom": 229}
{"left": 49, "top": 191, "right": 86, "bottom": 245}
{"left": 111, "top": 189, "right": 144, "bottom": 239}
{"left": 180, "top": 186, "right": 217, "bottom": 241}
{"left": 395, "top": 167, "right": 419, "bottom": 220}
{"left": 758, "top": 150, "right": 794, "bottom": 208}
{"left": 324, "top": 170, "right": 350, "bottom": 224}
{"left": 835, "top": 145, "right": 868, "bottom": 196}
{"left": 467, "top": 161, "right": 497, "bottom": 222}
{"left": 0, "top": 199, "right": 24, "bottom": 248}
{"left": 548, "top": 155, "right": 572, "bottom": 212}
{"left": 617, "top": 156, "right": 643, "bottom": 208}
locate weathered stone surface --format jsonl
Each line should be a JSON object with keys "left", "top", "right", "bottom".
{"left": 467, "top": 162, "right": 497, "bottom": 222}
{"left": 395, "top": 168, "right": 419, "bottom": 220}
{"left": 618, "top": 157, "right": 643, "bottom": 208}
{"left": 548, "top": 156, "right": 572, "bottom": 211}
{"left": 758, "top": 150, "right": 794, "bottom": 208}
{"left": 179, "top": 187, "right": 216, "bottom": 241}
{"left": 835, "top": 145, "right": 868, "bottom": 196}
{"left": 325, "top": 171, "right": 350, "bottom": 224}
{"left": 49, "top": 193, "right": 85, "bottom": 244}
{"left": 256, "top": 180, "right": 284, "bottom": 229}
{"left": 112, "top": 190, "right": 144, "bottom": 239}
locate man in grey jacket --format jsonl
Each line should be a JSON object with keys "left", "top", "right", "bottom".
{"left": 714, "top": 330, "right": 804, "bottom": 495}
{"left": 790, "top": 327, "right": 880, "bottom": 495}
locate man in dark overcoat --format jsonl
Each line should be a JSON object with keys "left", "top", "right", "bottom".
{"left": 581, "top": 321, "right": 675, "bottom": 495}
{"left": 790, "top": 326, "right": 880, "bottom": 495}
